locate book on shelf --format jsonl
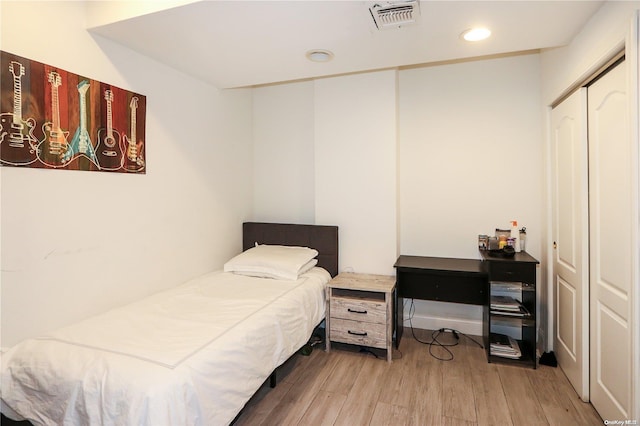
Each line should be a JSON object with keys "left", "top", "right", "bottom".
{"left": 490, "top": 333, "right": 521, "bottom": 359}
{"left": 491, "top": 281, "right": 526, "bottom": 291}
{"left": 490, "top": 295, "right": 530, "bottom": 317}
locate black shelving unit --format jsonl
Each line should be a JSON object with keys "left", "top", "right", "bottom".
{"left": 480, "top": 250, "right": 539, "bottom": 369}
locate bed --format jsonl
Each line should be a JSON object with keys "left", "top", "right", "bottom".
{"left": 1, "top": 222, "right": 338, "bottom": 426}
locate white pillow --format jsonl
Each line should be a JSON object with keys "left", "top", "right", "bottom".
{"left": 224, "top": 244, "right": 319, "bottom": 280}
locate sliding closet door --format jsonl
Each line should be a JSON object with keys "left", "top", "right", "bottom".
{"left": 550, "top": 88, "right": 589, "bottom": 401}
{"left": 588, "top": 60, "right": 633, "bottom": 420}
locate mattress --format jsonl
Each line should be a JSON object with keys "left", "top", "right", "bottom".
{"left": 0, "top": 267, "right": 330, "bottom": 425}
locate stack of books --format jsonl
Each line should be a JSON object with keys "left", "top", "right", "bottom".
{"left": 490, "top": 333, "right": 522, "bottom": 359}
{"left": 490, "top": 295, "right": 530, "bottom": 317}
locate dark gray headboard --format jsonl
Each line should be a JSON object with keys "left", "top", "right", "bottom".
{"left": 243, "top": 222, "right": 339, "bottom": 277}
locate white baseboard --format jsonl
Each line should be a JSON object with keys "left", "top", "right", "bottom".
{"left": 403, "top": 312, "right": 483, "bottom": 337}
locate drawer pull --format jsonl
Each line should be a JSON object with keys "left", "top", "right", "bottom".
{"left": 347, "top": 308, "right": 368, "bottom": 314}
{"left": 348, "top": 330, "right": 368, "bottom": 337}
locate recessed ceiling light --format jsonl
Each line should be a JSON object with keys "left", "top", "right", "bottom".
{"left": 461, "top": 28, "right": 491, "bottom": 42}
{"left": 306, "top": 49, "right": 334, "bottom": 63}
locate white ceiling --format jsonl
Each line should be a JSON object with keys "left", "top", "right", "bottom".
{"left": 87, "top": 0, "right": 604, "bottom": 89}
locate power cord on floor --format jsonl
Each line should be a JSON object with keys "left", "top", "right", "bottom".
{"left": 357, "top": 346, "right": 403, "bottom": 360}
{"left": 359, "top": 347, "right": 380, "bottom": 359}
{"left": 407, "top": 299, "right": 484, "bottom": 361}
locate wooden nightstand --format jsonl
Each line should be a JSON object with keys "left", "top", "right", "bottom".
{"left": 325, "top": 272, "right": 396, "bottom": 363}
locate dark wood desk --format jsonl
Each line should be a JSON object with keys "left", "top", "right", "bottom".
{"left": 393, "top": 255, "right": 487, "bottom": 347}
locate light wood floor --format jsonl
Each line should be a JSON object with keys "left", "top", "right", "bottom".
{"left": 233, "top": 328, "right": 603, "bottom": 426}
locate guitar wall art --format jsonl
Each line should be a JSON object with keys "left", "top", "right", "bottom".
{"left": 0, "top": 51, "right": 146, "bottom": 173}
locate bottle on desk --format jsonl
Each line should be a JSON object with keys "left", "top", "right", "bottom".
{"left": 510, "top": 220, "right": 521, "bottom": 252}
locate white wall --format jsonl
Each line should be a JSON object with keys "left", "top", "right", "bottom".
{"left": 85, "top": 0, "right": 199, "bottom": 28}
{"left": 251, "top": 71, "right": 399, "bottom": 275}
{"left": 399, "top": 54, "right": 542, "bottom": 259}
{"left": 0, "top": 1, "right": 253, "bottom": 348}
{"left": 252, "top": 81, "right": 315, "bottom": 224}
{"left": 252, "top": 56, "right": 543, "bottom": 334}
{"left": 398, "top": 53, "right": 543, "bottom": 334}
{"left": 314, "top": 71, "right": 398, "bottom": 275}
{"left": 540, "top": 2, "right": 639, "bottom": 105}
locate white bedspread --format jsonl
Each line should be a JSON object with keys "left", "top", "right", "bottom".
{"left": 1, "top": 267, "right": 330, "bottom": 426}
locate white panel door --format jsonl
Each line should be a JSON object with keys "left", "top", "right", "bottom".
{"left": 588, "top": 60, "right": 633, "bottom": 420}
{"left": 550, "top": 89, "right": 589, "bottom": 401}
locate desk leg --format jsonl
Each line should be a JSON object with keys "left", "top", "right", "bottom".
{"left": 395, "top": 293, "right": 403, "bottom": 349}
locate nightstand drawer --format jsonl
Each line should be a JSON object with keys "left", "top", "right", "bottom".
{"left": 330, "top": 318, "right": 387, "bottom": 349}
{"left": 330, "top": 297, "right": 386, "bottom": 324}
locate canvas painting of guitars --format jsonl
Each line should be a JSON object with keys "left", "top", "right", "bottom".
{"left": 0, "top": 61, "right": 38, "bottom": 166}
{"left": 0, "top": 50, "right": 146, "bottom": 173}
{"left": 122, "top": 96, "right": 145, "bottom": 172}
{"left": 64, "top": 79, "right": 99, "bottom": 168}
{"left": 37, "top": 70, "right": 72, "bottom": 168}
{"left": 96, "top": 89, "right": 123, "bottom": 171}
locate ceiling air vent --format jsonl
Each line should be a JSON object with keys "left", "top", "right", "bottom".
{"left": 369, "top": 1, "right": 420, "bottom": 30}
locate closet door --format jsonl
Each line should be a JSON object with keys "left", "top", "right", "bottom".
{"left": 588, "top": 60, "right": 633, "bottom": 420}
{"left": 550, "top": 88, "right": 589, "bottom": 401}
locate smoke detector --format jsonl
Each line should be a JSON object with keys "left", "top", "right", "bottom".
{"left": 369, "top": 1, "right": 420, "bottom": 30}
